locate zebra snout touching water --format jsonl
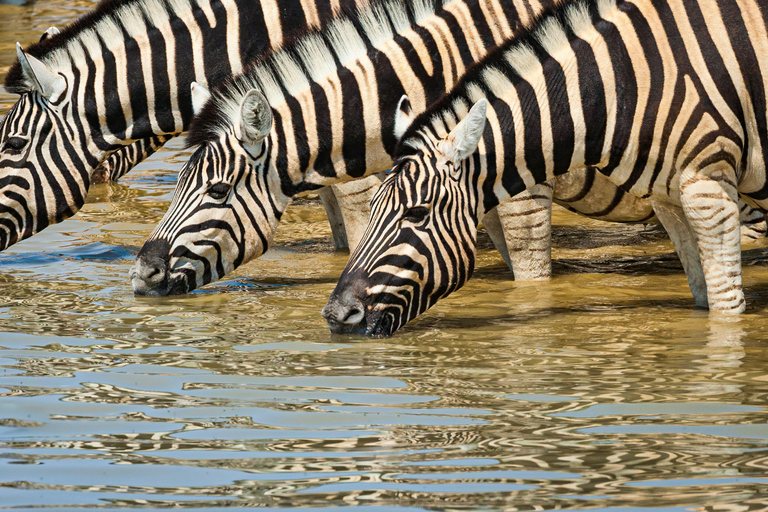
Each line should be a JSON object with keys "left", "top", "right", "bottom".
{"left": 326, "top": 0, "right": 768, "bottom": 335}
{"left": 323, "top": 101, "right": 486, "bottom": 336}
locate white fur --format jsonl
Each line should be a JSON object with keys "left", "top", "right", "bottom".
{"left": 191, "top": 82, "right": 211, "bottom": 115}
{"left": 205, "top": 0, "right": 448, "bottom": 139}
{"left": 393, "top": 94, "right": 415, "bottom": 140}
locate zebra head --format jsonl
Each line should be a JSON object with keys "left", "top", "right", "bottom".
{"left": 131, "top": 86, "right": 285, "bottom": 296}
{"left": 0, "top": 43, "right": 85, "bottom": 251}
{"left": 323, "top": 99, "right": 489, "bottom": 336}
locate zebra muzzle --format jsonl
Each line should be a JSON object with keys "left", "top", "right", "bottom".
{"left": 322, "top": 292, "right": 367, "bottom": 335}
{"left": 131, "top": 239, "right": 172, "bottom": 296}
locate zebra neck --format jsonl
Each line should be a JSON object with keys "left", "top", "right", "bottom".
{"left": 9, "top": 0, "right": 329, "bottom": 150}
{"left": 195, "top": 0, "right": 556, "bottom": 193}
{"left": 404, "top": 0, "right": 643, "bottom": 214}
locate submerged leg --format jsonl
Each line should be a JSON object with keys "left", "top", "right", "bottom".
{"left": 483, "top": 181, "right": 553, "bottom": 281}
{"left": 678, "top": 164, "right": 744, "bottom": 312}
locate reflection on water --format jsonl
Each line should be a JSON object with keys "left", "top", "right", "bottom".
{"left": 2, "top": 1, "right": 768, "bottom": 509}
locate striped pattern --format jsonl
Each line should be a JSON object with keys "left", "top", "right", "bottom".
{"left": 134, "top": 0, "right": 718, "bottom": 295}
{"left": 325, "top": 0, "right": 768, "bottom": 335}
{"left": 0, "top": 0, "right": 352, "bottom": 251}
{"left": 91, "top": 135, "right": 170, "bottom": 184}
{"left": 131, "top": 0, "right": 562, "bottom": 296}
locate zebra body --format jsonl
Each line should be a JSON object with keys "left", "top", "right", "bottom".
{"left": 323, "top": 0, "right": 768, "bottom": 335}
{"left": 0, "top": 0, "right": 367, "bottom": 251}
{"left": 130, "top": 0, "right": 560, "bottom": 295}
{"left": 131, "top": 0, "right": 753, "bottom": 296}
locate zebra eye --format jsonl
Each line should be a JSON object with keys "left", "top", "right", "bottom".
{"left": 4, "top": 137, "right": 28, "bottom": 153}
{"left": 403, "top": 206, "right": 429, "bottom": 223}
{"left": 206, "top": 182, "right": 232, "bottom": 200}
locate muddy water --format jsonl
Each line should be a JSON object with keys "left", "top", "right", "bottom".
{"left": 2, "top": 1, "right": 768, "bottom": 510}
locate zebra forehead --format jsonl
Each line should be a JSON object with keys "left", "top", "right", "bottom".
{"left": 187, "top": 0, "right": 448, "bottom": 144}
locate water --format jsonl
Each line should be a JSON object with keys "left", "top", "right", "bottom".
{"left": 1, "top": 1, "right": 768, "bottom": 510}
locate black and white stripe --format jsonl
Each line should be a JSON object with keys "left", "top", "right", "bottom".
{"left": 130, "top": 0, "right": 564, "bottom": 296}
{"left": 0, "top": 0, "right": 356, "bottom": 251}
{"left": 133, "top": 0, "right": 746, "bottom": 296}
{"left": 324, "top": 0, "right": 768, "bottom": 335}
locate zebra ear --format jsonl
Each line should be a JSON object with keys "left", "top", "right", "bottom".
{"left": 441, "top": 99, "right": 488, "bottom": 168}
{"left": 16, "top": 43, "right": 66, "bottom": 102}
{"left": 39, "top": 27, "right": 60, "bottom": 42}
{"left": 238, "top": 89, "right": 272, "bottom": 145}
{"left": 190, "top": 82, "right": 211, "bottom": 116}
{"left": 393, "top": 95, "right": 415, "bottom": 141}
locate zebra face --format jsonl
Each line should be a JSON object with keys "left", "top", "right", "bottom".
{"left": 0, "top": 91, "right": 81, "bottom": 251}
{"left": 131, "top": 132, "right": 283, "bottom": 296}
{"left": 323, "top": 155, "right": 479, "bottom": 336}
{"left": 323, "top": 99, "right": 488, "bottom": 336}
{"left": 131, "top": 91, "right": 284, "bottom": 296}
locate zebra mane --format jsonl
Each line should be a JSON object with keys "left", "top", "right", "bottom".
{"left": 396, "top": 0, "right": 617, "bottom": 158}
{"left": 5, "top": 0, "right": 196, "bottom": 93}
{"left": 186, "top": 0, "right": 447, "bottom": 147}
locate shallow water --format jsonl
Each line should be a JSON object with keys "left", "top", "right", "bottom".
{"left": 2, "top": 2, "right": 768, "bottom": 510}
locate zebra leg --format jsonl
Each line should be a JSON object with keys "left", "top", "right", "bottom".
{"left": 650, "top": 197, "right": 708, "bottom": 308}
{"left": 318, "top": 186, "right": 349, "bottom": 250}
{"left": 319, "top": 175, "right": 384, "bottom": 251}
{"left": 738, "top": 200, "right": 767, "bottom": 241}
{"left": 92, "top": 135, "right": 170, "bottom": 184}
{"left": 678, "top": 165, "right": 744, "bottom": 312}
{"left": 482, "top": 181, "right": 553, "bottom": 281}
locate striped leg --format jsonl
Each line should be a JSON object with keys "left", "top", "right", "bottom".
{"left": 678, "top": 165, "right": 744, "bottom": 312}
{"left": 482, "top": 181, "right": 553, "bottom": 281}
{"left": 92, "top": 135, "right": 171, "bottom": 184}
{"left": 319, "top": 175, "right": 383, "bottom": 251}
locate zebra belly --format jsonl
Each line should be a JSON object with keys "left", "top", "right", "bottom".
{"left": 552, "top": 168, "right": 656, "bottom": 224}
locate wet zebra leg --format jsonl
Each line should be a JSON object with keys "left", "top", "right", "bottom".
{"left": 483, "top": 181, "right": 554, "bottom": 281}
{"left": 678, "top": 164, "right": 744, "bottom": 313}
{"left": 650, "top": 197, "right": 708, "bottom": 309}
{"left": 319, "top": 175, "right": 384, "bottom": 251}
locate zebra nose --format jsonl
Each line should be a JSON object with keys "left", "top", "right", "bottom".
{"left": 131, "top": 239, "right": 171, "bottom": 296}
{"left": 322, "top": 293, "right": 366, "bottom": 334}
{"left": 130, "top": 257, "right": 169, "bottom": 296}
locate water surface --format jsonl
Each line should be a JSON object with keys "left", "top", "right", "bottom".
{"left": 1, "top": 1, "right": 768, "bottom": 510}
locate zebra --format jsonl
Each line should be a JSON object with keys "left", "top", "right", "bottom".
{"left": 0, "top": 0, "right": 392, "bottom": 253}
{"left": 322, "top": 0, "right": 768, "bottom": 335}
{"left": 130, "top": 0, "right": 762, "bottom": 297}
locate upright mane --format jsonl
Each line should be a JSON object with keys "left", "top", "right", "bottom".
{"left": 395, "top": 0, "right": 614, "bottom": 158}
{"left": 186, "top": 0, "right": 447, "bottom": 147}
{"left": 5, "top": 0, "right": 195, "bottom": 93}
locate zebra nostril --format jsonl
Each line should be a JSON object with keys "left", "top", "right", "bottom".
{"left": 343, "top": 307, "right": 363, "bottom": 323}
